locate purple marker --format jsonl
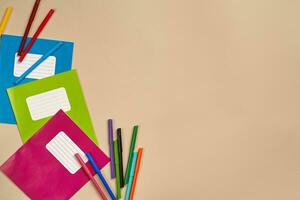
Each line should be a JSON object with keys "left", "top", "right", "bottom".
{"left": 108, "top": 119, "right": 116, "bottom": 178}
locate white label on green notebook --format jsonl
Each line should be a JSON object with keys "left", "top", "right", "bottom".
{"left": 46, "top": 131, "right": 88, "bottom": 174}
{"left": 14, "top": 53, "right": 56, "bottom": 79}
{"left": 26, "top": 87, "right": 71, "bottom": 121}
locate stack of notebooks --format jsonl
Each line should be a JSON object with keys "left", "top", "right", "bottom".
{"left": 0, "top": 3, "right": 143, "bottom": 200}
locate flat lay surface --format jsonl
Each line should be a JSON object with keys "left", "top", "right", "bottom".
{"left": 1, "top": 0, "right": 300, "bottom": 199}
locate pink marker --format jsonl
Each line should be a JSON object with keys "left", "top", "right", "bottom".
{"left": 75, "top": 153, "right": 108, "bottom": 200}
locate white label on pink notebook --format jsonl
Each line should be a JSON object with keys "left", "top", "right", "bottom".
{"left": 14, "top": 53, "right": 56, "bottom": 79}
{"left": 46, "top": 131, "right": 88, "bottom": 174}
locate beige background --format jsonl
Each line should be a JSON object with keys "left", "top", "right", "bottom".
{"left": 1, "top": 0, "right": 300, "bottom": 199}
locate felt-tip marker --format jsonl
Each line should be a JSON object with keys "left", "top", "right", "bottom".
{"left": 117, "top": 128, "right": 125, "bottom": 188}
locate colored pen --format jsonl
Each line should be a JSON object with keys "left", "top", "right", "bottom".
{"left": 129, "top": 148, "right": 143, "bottom": 200}
{"left": 85, "top": 152, "right": 117, "bottom": 200}
{"left": 17, "top": 0, "right": 41, "bottom": 56}
{"left": 15, "top": 41, "right": 64, "bottom": 85}
{"left": 0, "top": 7, "right": 12, "bottom": 36}
{"left": 19, "top": 9, "right": 55, "bottom": 62}
{"left": 114, "top": 140, "right": 121, "bottom": 199}
{"left": 125, "top": 152, "right": 138, "bottom": 200}
{"left": 125, "top": 125, "right": 139, "bottom": 184}
{"left": 108, "top": 119, "right": 116, "bottom": 178}
{"left": 75, "top": 153, "right": 108, "bottom": 200}
{"left": 117, "top": 128, "right": 124, "bottom": 188}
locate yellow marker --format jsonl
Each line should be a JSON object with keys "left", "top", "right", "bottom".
{"left": 0, "top": 7, "right": 13, "bottom": 36}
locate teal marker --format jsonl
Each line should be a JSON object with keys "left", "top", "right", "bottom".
{"left": 125, "top": 152, "right": 138, "bottom": 200}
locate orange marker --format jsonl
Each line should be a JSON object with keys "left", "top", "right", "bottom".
{"left": 129, "top": 148, "right": 143, "bottom": 200}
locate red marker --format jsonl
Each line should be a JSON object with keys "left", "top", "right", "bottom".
{"left": 19, "top": 9, "right": 55, "bottom": 62}
{"left": 17, "top": 0, "right": 41, "bottom": 56}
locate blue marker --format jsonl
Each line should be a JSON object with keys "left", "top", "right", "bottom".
{"left": 85, "top": 152, "right": 117, "bottom": 200}
{"left": 125, "top": 152, "right": 138, "bottom": 200}
{"left": 14, "top": 41, "right": 64, "bottom": 85}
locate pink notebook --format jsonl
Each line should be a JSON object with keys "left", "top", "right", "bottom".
{"left": 0, "top": 110, "right": 110, "bottom": 200}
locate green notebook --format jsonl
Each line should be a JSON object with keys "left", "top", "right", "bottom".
{"left": 7, "top": 70, "right": 98, "bottom": 144}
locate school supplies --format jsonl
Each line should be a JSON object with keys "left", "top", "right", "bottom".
{"left": 125, "top": 125, "right": 139, "bottom": 184}
{"left": 0, "top": 34, "right": 73, "bottom": 124}
{"left": 19, "top": 9, "right": 55, "bottom": 62}
{"left": 15, "top": 41, "right": 64, "bottom": 84}
{"left": 117, "top": 128, "right": 125, "bottom": 188}
{"left": 114, "top": 140, "right": 121, "bottom": 199}
{"left": 75, "top": 153, "right": 108, "bottom": 200}
{"left": 17, "top": 0, "right": 41, "bottom": 55}
{"left": 0, "top": 4, "right": 146, "bottom": 199}
{"left": 130, "top": 148, "right": 143, "bottom": 200}
{"left": 125, "top": 152, "right": 138, "bottom": 200}
{"left": 8, "top": 70, "right": 97, "bottom": 143}
{"left": 108, "top": 119, "right": 116, "bottom": 178}
{"left": 0, "top": 7, "right": 12, "bottom": 36}
{"left": 86, "top": 152, "right": 117, "bottom": 200}
{"left": 0, "top": 111, "right": 109, "bottom": 200}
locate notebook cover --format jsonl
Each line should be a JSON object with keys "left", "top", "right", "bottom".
{"left": 0, "top": 110, "right": 109, "bottom": 200}
{"left": 0, "top": 34, "right": 73, "bottom": 124}
{"left": 7, "top": 70, "right": 98, "bottom": 144}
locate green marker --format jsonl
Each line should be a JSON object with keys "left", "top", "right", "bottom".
{"left": 124, "top": 125, "right": 139, "bottom": 184}
{"left": 114, "top": 140, "right": 121, "bottom": 199}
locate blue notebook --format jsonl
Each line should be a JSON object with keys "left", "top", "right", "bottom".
{"left": 0, "top": 34, "right": 74, "bottom": 124}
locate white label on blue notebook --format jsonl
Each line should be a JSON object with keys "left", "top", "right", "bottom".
{"left": 46, "top": 131, "right": 88, "bottom": 174}
{"left": 14, "top": 53, "right": 56, "bottom": 79}
{"left": 26, "top": 87, "right": 71, "bottom": 121}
